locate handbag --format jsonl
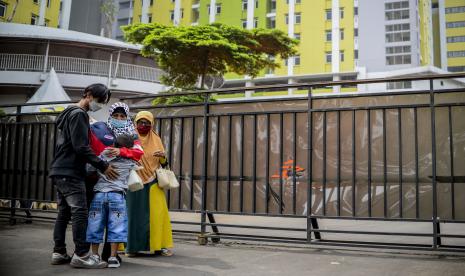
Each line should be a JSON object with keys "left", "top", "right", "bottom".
{"left": 128, "top": 169, "right": 144, "bottom": 192}
{"left": 156, "top": 166, "right": 180, "bottom": 189}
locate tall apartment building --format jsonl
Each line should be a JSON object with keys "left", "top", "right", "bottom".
{"left": 0, "top": 0, "right": 61, "bottom": 27}
{"left": 127, "top": 0, "right": 454, "bottom": 90}
{"left": 433, "top": 0, "right": 465, "bottom": 72}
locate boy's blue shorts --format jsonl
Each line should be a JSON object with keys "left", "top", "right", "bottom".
{"left": 86, "top": 192, "right": 127, "bottom": 243}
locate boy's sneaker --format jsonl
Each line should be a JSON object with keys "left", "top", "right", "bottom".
{"left": 107, "top": 256, "right": 120, "bottom": 268}
{"left": 51, "top": 252, "right": 71, "bottom": 265}
{"left": 70, "top": 253, "right": 107, "bottom": 269}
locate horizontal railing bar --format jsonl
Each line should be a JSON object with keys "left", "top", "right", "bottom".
{"left": 203, "top": 223, "right": 307, "bottom": 232}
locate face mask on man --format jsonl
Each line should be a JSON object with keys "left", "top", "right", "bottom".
{"left": 89, "top": 99, "right": 104, "bottom": 112}
{"left": 110, "top": 117, "right": 127, "bottom": 128}
{"left": 137, "top": 125, "right": 151, "bottom": 135}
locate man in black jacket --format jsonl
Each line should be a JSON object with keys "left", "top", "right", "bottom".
{"left": 50, "top": 83, "right": 118, "bottom": 269}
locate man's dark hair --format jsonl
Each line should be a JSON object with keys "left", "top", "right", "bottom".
{"left": 114, "top": 134, "right": 134, "bottom": 149}
{"left": 83, "top": 83, "right": 111, "bottom": 104}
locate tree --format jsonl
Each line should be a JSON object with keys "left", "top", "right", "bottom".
{"left": 122, "top": 23, "right": 298, "bottom": 103}
{"left": 100, "top": 0, "right": 117, "bottom": 38}
{"left": 7, "top": 0, "right": 20, "bottom": 22}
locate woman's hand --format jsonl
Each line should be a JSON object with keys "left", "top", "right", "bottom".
{"left": 106, "top": 147, "right": 121, "bottom": 157}
{"left": 153, "top": 151, "right": 166, "bottom": 158}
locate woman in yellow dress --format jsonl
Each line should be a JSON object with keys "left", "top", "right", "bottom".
{"left": 126, "top": 111, "right": 173, "bottom": 256}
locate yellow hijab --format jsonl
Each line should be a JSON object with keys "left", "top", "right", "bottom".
{"left": 135, "top": 111, "right": 165, "bottom": 184}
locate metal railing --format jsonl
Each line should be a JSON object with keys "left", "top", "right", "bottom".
{"left": 0, "top": 53, "right": 163, "bottom": 83}
{"left": 1, "top": 72, "right": 465, "bottom": 252}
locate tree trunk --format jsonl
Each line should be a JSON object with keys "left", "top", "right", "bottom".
{"left": 199, "top": 51, "right": 209, "bottom": 89}
{"left": 7, "top": 0, "right": 20, "bottom": 22}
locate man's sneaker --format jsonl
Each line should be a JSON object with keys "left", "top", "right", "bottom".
{"left": 51, "top": 252, "right": 71, "bottom": 265}
{"left": 107, "top": 257, "right": 120, "bottom": 268}
{"left": 70, "top": 253, "right": 107, "bottom": 269}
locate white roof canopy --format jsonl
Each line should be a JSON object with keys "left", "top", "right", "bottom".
{"left": 22, "top": 68, "right": 71, "bottom": 113}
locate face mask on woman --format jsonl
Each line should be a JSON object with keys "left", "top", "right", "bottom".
{"left": 137, "top": 125, "right": 151, "bottom": 135}
{"left": 110, "top": 117, "right": 127, "bottom": 128}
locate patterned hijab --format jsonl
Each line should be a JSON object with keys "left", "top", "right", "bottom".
{"left": 134, "top": 111, "right": 165, "bottom": 184}
{"left": 107, "top": 102, "right": 137, "bottom": 137}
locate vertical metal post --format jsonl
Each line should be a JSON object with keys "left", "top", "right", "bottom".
{"left": 167, "top": 118, "right": 174, "bottom": 208}
{"left": 10, "top": 105, "right": 21, "bottom": 225}
{"left": 352, "top": 110, "right": 356, "bottom": 217}
{"left": 367, "top": 109, "right": 372, "bottom": 217}
{"left": 322, "top": 111, "right": 327, "bottom": 216}
{"left": 429, "top": 79, "right": 439, "bottom": 249}
{"left": 265, "top": 114, "right": 270, "bottom": 214}
{"left": 292, "top": 113, "right": 297, "bottom": 215}
{"left": 43, "top": 41, "right": 50, "bottom": 72}
{"left": 201, "top": 93, "right": 210, "bottom": 234}
{"left": 383, "top": 109, "right": 387, "bottom": 218}
{"left": 215, "top": 117, "right": 220, "bottom": 211}
{"left": 252, "top": 115, "right": 257, "bottom": 213}
{"left": 337, "top": 111, "right": 341, "bottom": 216}
{"left": 307, "top": 87, "right": 313, "bottom": 242}
{"left": 190, "top": 117, "right": 195, "bottom": 210}
{"left": 448, "top": 106, "right": 455, "bottom": 220}
{"left": 414, "top": 108, "right": 419, "bottom": 218}
{"left": 178, "top": 118, "right": 184, "bottom": 209}
{"left": 240, "top": 115, "right": 244, "bottom": 213}
{"left": 107, "top": 53, "right": 113, "bottom": 87}
{"left": 398, "top": 108, "right": 403, "bottom": 218}
{"left": 227, "top": 115, "right": 232, "bottom": 212}
{"left": 279, "top": 113, "right": 284, "bottom": 214}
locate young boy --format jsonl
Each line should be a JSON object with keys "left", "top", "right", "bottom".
{"left": 86, "top": 134, "right": 138, "bottom": 268}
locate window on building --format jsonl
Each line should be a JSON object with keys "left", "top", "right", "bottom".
{"left": 0, "top": 2, "right": 6, "bottom": 17}
{"left": 216, "top": 4, "right": 221, "bottom": 14}
{"left": 33, "top": 0, "right": 38, "bottom": 4}
{"left": 325, "top": 9, "right": 332, "bottom": 20}
{"left": 432, "top": 3, "right": 438, "bottom": 9}
{"left": 269, "top": 0, "right": 276, "bottom": 12}
{"left": 386, "top": 45, "right": 411, "bottom": 54}
{"left": 447, "top": 36, "right": 465, "bottom": 43}
{"left": 386, "top": 31, "right": 410, "bottom": 42}
{"left": 387, "top": 81, "right": 412, "bottom": 90}
{"left": 294, "top": 55, "right": 300, "bottom": 66}
{"left": 295, "top": 13, "right": 301, "bottom": 24}
{"left": 47, "top": 0, "right": 51, "bottom": 8}
{"left": 286, "top": 0, "right": 301, "bottom": 3}
{"left": 340, "top": 29, "right": 344, "bottom": 40}
{"left": 285, "top": 14, "right": 288, "bottom": 24}
{"left": 385, "top": 10, "right": 409, "bottom": 20}
{"left": 294, "top": 33, "right": 300, "bottom": 41}
{"left": 31, "top": 14, "right": 39, "bottom": 25}
{"left": 150, "top": 0, "right": 154, "bottom": 6}
{"left": 354, "top": 28, "right": 358, "bottom": 37}
{"left": 192, "top": 8, "right": 199, "bottom": 23}
{"left": 267, "top": 17, "right": 276, "bottom": 28}
{"left": 354, "top": 7, "right": 358, "bottom": 15}
{"left": 340, "top": 51, "right": 344, "bottom": 62}
{"left": 254, "top": 17, "right": 258, "bottom": 28}
{"left": 170, "top": 10, "right": 174, "bottom": 21}
{"left": 326, "top": 30, "right": 332, "bottom": 41}
{"left": 354, "top": 50, "right": 358, "bottom": 59}
{"left": 340, "top": 8, "right": 344, "bottom": 19}
{"left": 385, "top": 1, "right": 409, "bottom": 10}
{"left": 148, "top": 14, "right": 152, "bottom": 22}
{"left": 242, "top": 20, "right": 247, "bottom": 28}
{"left": 448, "top": 51, "right": 465, "bottom": 58}
{"left": 242, "top": 0, "right": 247, "bottom": 10}
{"left": 44, "top": 19, "right": 49, "bottom": 26}
{"left": 446, "top": 6, "right": 465, "bottom": 14}
{"left": 385, "top": 23, "right": 410, "bottom": 32}
{"left": 448, "top": 66, "right": 465, "bottom": 72}
{"left": 447, "top": 21, "right": 465, "bottom": 28}
{"left": 326, "top": 52, "right": 332, "bottom": 63}
{"left": 120, "top": 1, "right": 131, "bottom": 9}
{"left": 386, "top": 55, "right": 411, "bottom": 65}
{"left": 256, "top": 0, "right": 259, "bottom": 8}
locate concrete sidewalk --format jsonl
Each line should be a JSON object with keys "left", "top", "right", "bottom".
{"left": 1, "top": 220, "right": 465, "bottom": 276}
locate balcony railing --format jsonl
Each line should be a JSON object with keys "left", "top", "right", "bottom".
{"left": 0, "top": 53, "right": 163, "bottom": 83}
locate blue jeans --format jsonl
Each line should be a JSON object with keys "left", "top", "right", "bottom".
{"left": 86, "top": 192, "right": 128, "bottom": 243}
{"left": 52, "top": 176, "right": 89, "bottom": 256}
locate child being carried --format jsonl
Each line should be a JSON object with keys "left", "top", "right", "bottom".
{"left": 86, "top": 134, "right": 139, "bottom": 268}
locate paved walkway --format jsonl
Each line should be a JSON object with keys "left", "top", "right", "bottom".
{"left": 1, "top": 220, "right": 465, "bottom": 276}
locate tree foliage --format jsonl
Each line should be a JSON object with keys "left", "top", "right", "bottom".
{"left": 123, "top": 23, "right": 298, "bottom": 104}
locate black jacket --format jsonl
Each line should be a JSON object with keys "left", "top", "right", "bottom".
{"left": 49, "top": 106, "right": 108, "bottom": 180}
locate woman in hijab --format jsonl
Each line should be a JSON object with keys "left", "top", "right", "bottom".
{"left": 87, "top": 102, "right": 144, "bottom": 262}
{"left": 126, "top": 111, "right": 174, "bottom": 257}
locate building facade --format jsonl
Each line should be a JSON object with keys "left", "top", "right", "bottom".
{"left": 434, "top": 0, "right": 465, "bottom": 72}
{"left": 0, "top": 0, "right": 61, "bottom": 27}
